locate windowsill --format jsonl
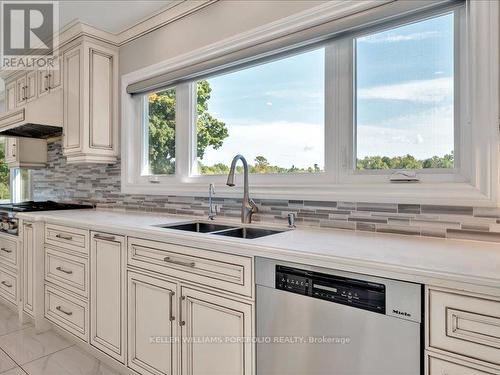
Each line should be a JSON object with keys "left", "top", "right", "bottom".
{"left": 121, "top": 180, "right": 496, "bottom": 207}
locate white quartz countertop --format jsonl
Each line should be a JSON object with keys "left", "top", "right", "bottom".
{"left": 17, "top": 209, "right": 500, "bottom": 292}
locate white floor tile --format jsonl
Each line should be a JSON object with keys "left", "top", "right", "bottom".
{"left": 0, "top": 348, "right": 17, "bottom": 373}
{"left": 0, "top": 305, "right": 31, "bottom": 337}
{"left": 0, "top": 328, "right": 72, "bottom": 365}
{"left": 1, "top": 368, "right": 26, "bottom": 375}
{"left": 22, "top": 346, "right": 119, "bottom": 375}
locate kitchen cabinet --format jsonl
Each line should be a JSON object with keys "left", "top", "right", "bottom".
{"left": 427, "top": 355, "right": 496, "bottom": 375}
{"left": 3, "top": 137, "right": 47, "bottom": 168}
{"left": 128, "top": 271, "right": 178, "bottom": 375}
{"left": 5, "top": 81, "right": 16, "bottom": 112}
{"left": 180, "top": 286, "right": 253, "bottom": 375}
{"left": 90, "top": 232, "right": 126, "bottom": 363}
{"left": 15, "top": 71, "right": 37, "bottom": 107}
{"left": 62, "top": 37, "right": 119, "bottom": 164}
{"left": 38, "top": 55, "right": 61, "bottom": 97}
{"left": 22, "top": 222, "right": 34, "bottom": 317}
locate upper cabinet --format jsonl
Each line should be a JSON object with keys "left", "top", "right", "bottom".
{"left": 61, "top": 37, "right": 119, "bottom": 164}
{"left": 38, "top": 55, "right": 61, "bottom": 98}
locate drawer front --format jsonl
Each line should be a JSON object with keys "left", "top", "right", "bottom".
{"left": 45, "top": 247, "right": 88, "bottom": 297}
{"left": 0, "top": 237, "right": 17, "bottom": 268}
{"left": 0, "top": 267, "right": 17, "bottom": 305}
{"left": 428, "top": 287, "right": 500, "bottom": 366}
{"left": 428, "top": 356, "right": 496, "bottom": 375}
{"left": 128, "top": 237, "right": 253, "bottom": 297}
{"left": 45, "top": 224, "right": 89, "bottom": 255}
{"left": 45, "top": 285, "right": 88, "bottom": 341}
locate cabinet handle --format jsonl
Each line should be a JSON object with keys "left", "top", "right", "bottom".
{"left": 169, "top": 291, "right": 175, "bottom": 322}
{"left": 179, "top": 295, "right": 185, "bottom": 326}
{"left": 56, "top": 306, "right": 73, "bottom": 316}
{"left": 1, "top": 281, "right": 12, "bottom": 288}
{"left": 163, "top": 257, "right": 195, "bottom": 268}
{"left": 24, "top": 223, "right": 32, "bottom": 228}
{"left": 55, "top": 233, "right": 73, "bottom": 240}
{"left": 0, "top": 247, "right": 12, "bottom": 253}
{"left": 94, "top": 234, "right": 115, "bottom": 241}
{"left": 44, "top": 74, "right": 50, "bottom": 90}
{"left": 56, "top": 266, "right": 73, "bottom": 275}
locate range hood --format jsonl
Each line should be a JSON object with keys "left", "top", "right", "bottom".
{"left": 0, "top": 90, "right": 63, "bottom": 139}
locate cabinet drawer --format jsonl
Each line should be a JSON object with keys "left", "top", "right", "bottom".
{"left": 45, "top": 285, "right": 88, "bottom": 341}
{"left": 0, "top": 267, "right": 17, "bottom": 305}
{"left": 45, "top": 246, "right": 88, "bottom": 297}
{"left": 45, "top": 224, "right": 89, "bottom": 255}
{"left": 428, "top": 287, "right": 500, "bottom": 366}
{"left": 128, "top": 237, "right": 253, "bottom": 297}
{"left": 0, "top": 237, "right": 17, "bottom": 268}
{"left": 428, "top": 355, "right": 496, "bottom": 375}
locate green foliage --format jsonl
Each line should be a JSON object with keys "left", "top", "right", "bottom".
{"left": 147, "top": 81, "right": 228, "bottom": 175}
{"left": 356, "top": 152, "right": 454, "bottom": 170}
{"left": 0, "top": 142, "right": 10, "bottom": 200}
{"left": 200, "top": 156, "right": 323, "bottom": 175}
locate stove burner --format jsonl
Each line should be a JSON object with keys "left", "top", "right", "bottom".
{"left": 0, "top": 201, "right": 94, "bottom": 236}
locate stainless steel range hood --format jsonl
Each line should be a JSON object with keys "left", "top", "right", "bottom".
{"left": 0, "top": 90, "right": 63, "bottom": 139}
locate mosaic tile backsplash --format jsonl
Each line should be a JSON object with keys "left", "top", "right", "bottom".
{"left": 31, "top": 140, "right": 500, "bottom": 242}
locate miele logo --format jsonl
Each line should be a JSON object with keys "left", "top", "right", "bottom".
{"left": 392, "top": 309, "right": 411, "bottom": 317}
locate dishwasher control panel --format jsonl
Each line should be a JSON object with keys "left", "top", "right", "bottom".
{"left": 276, "top": 265, "right": 385, "bottom": 314}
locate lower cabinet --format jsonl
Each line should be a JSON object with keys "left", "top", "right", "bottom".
{"left": 180, "top": 286, "right": 253, "bottom": 375}
{"left": 22, "top": 222, "right": 34, "bottom": 316}
{"left": 128, "top": 271, "right": 178, "bottom": 375}
{"left": 427, "top": 355, "right": 497, "bottom": 375}
{"left": 90, "top": 232, "right": 126, "bottom": 363}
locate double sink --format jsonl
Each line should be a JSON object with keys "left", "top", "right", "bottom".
{"left": 156, "top": 221, "right": 284, "bottom": 239}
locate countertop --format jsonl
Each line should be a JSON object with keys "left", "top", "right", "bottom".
{"left": 17, "top": 209, "right": 500, "bottom": 293}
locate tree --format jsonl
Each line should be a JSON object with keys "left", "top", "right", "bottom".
{"left": 147, "top": 80, "right": 228, "bottom": 174}
{"left": 0, "top": 142, "right": 10, "bottom": 200}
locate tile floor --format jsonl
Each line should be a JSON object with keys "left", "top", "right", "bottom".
{"left": 0, "top": 303, "right": 120, "bottom": 375}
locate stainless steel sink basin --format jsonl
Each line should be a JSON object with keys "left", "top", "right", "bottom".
{"left": 159, "top": 222, "right": 235, "bottom": 233}
{"left": 213, "top": 227, "right": 283, "bottom": 239}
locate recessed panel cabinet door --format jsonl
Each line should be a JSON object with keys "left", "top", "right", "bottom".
{"left": 5, "top": 81, "right": 16, "bottom": 112}
{"left": 180, "top": 286, "right": 253, "bottom": 375}
{"left": 128, "top": 271, "right": 178, "bottom": 375}
{"left": 90, "top": 232, "right": 125, "bottom": 363}
{"left": 63, "top": 45, "right": 82, "bottom": 153}
{"left": 22, "top": 222, "right": 34, "bottom": 316}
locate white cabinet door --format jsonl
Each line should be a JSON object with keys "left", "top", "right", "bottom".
{"left": 4, "top": 137, "right": 17, "bottom": 164}
{"left": 5, "top": 81, "right": 16, "bottom": 112}
{"left": 90, "top": 232, "right": 126, "bottom": 363}
{"left": 128, "top": 271, "right": 178, "bottom": 375}
{"left": 22, "top": 222, "right": 34, "bottom": 317}
{"left": 180, "top": 286, "right": 253, "bottom": 375}
{"left": 428, "top": 356, "right": 495, "bottom": 375}
{"left": 15, "top": 76, "right": 26, "bottom": 107}
{"left": 37, "top": 69, "right": 50, "bottom": 97}
{"left": 62, "top": 44, "right": 82, "bottom": 154}
{"left": 49, "top": 54, "right": 61, "bottom": 89}
{"left": 26, "top": 71, "right": 37, "bottom": 102}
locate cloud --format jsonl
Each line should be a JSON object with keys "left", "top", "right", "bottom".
{"left": 358, "top": 31, "right": 440, "bottom": 44}
{"left": 357, "top": 105, "right": 454, "bottom": 159}
{"left": 358, "top": 77, "right": 453, "bottom": 104}
{"left": 201, "top": 121, "right": 324, "bottom": 169}
{"left": 266, "top": 102, "right": 273, "bottom": 106}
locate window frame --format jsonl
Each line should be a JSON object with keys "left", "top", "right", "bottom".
{"left": 337, "top": 6, "right": 467, "bottom": 184}
{"left": 121, "top": 0, "right": 499, "bottom": 206}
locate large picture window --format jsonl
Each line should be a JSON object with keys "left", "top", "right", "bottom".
{"left": 123, "top": 1, "right": 498, "bottom": 205}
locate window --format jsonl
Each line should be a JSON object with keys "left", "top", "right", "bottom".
{"left": 195, "top": 49, "right": 325, "bottom": 175}
{"left": 124, "top": 1, "right": 498, "bottom": 205}
{"left": 0, "top": 138, "right": 10, "bottom": 202}
{"left": 142, "top": 88, "right": 176, "bottom": 176}
{"left": 355, "top": 13, "right": 455, "bottom": 171}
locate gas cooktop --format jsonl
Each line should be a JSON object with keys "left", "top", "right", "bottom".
{"left": 0, "top": 200, "right": 94, "bottom": 213}
{"left": 0, "top": 201, "right": 94, "bottom": 235}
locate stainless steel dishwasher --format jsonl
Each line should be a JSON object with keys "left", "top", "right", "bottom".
{"left": 256, "top": 258, "right": 422, "bottom": 375}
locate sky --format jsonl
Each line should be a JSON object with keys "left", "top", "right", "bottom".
{"left": 198, "top": 12, "right": 454, "bottom": 170}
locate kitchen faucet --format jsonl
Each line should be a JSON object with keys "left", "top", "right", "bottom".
{"left": 226, "top": 155, "right": 258, "bottom": 224}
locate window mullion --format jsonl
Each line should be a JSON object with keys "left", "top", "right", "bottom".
{"left": 175, "top": 82, "right": 194, "bottom": 181}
